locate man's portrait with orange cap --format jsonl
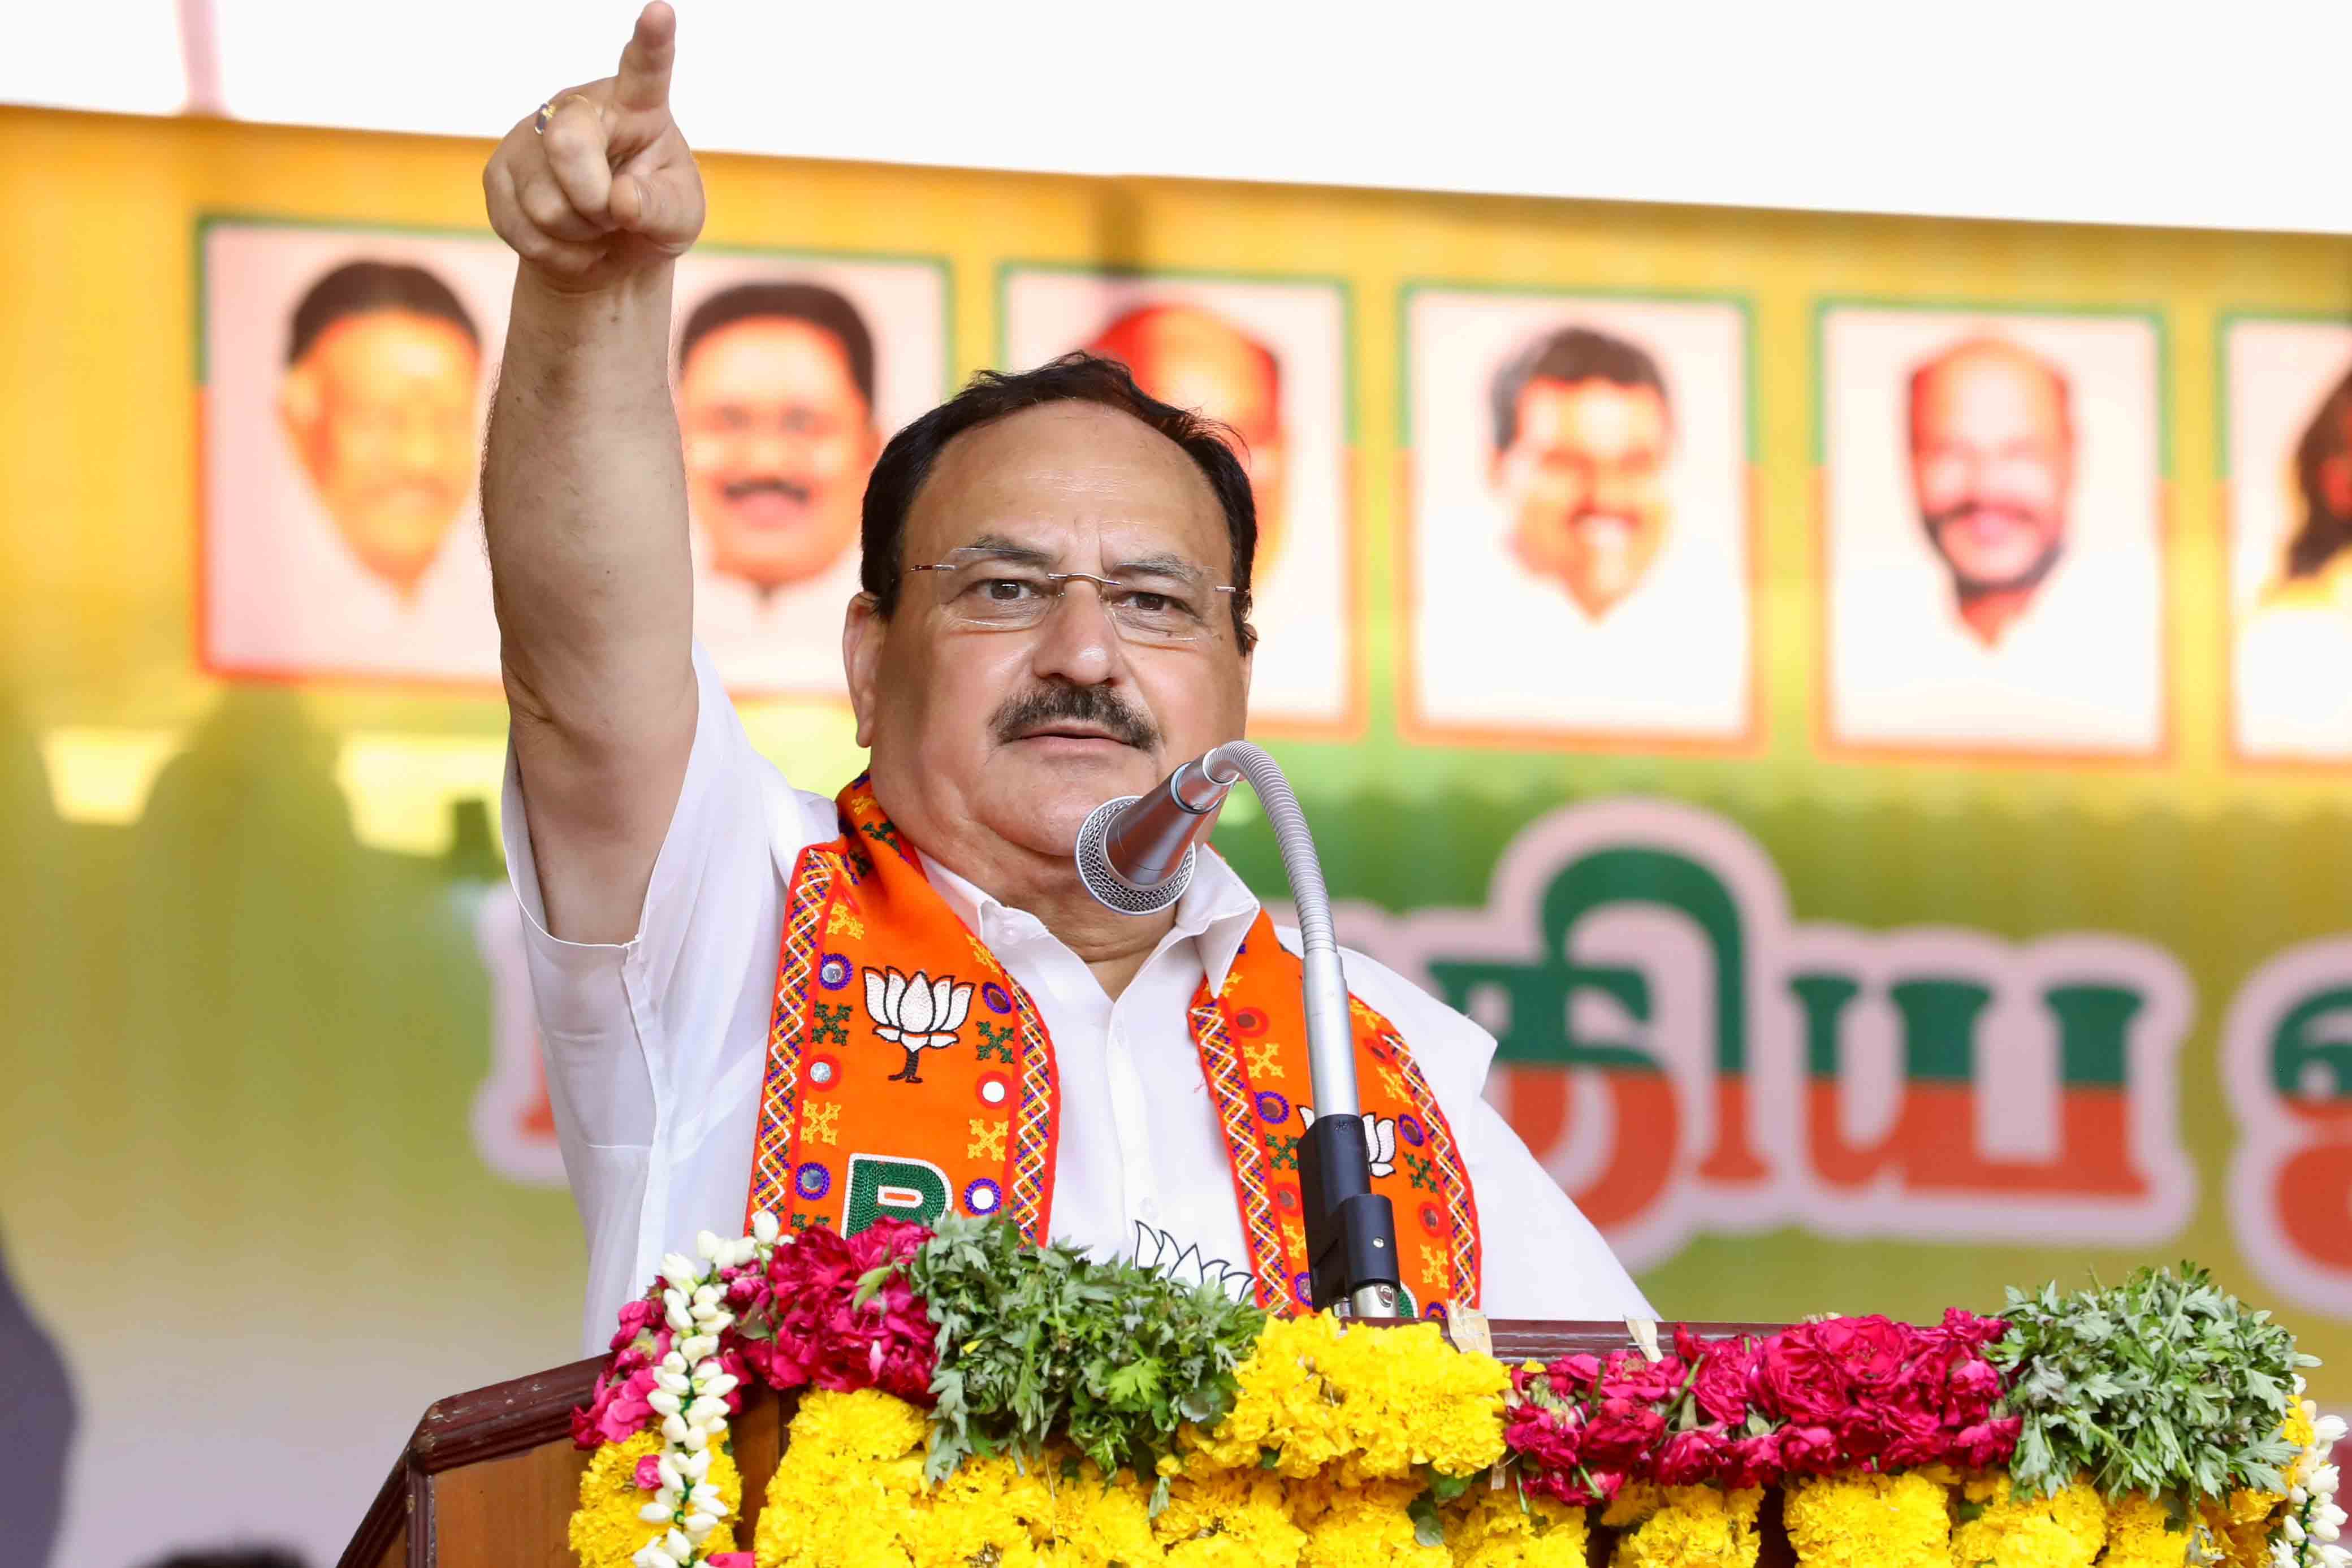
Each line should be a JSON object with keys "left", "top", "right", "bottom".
{"left": 1004, "top": 271, "right": 1355, "bottom": 728}
{"left": 1822, "top": 305, "right": 2164, "bottom": 754}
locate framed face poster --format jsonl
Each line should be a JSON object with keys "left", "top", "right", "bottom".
{"left": 1401, "top": 285, "right": 1755, "bottom": 750}
{"left": 1002, "top": 265, "right": 1360, "bottom": 736}
{"left": 200, "top": 218, "right": 514, "bottom": 685}
{"left": 2221, "top": 314, "right": 2352, "bottom": 764}
{"left": 672, "top": 249, "right": 949, "bottom": 699}
{"left": 1818, "top": 302, "right": 2167, "bottom": 759}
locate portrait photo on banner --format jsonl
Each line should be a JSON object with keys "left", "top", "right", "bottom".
{"left": 199, "top": 218, "right": 514, "bottom": 684}
{"left": 1000, "top": 266, "right": 1358, "bottom": 733}
{"left": 2222, "top": 314, "right": 2352, "bottom": 763}
{"left": 1400, "top": 287, "right": 1754, "bottom": 747}
{"left": 671, "top": 249, "right": 949, "bottom": 699}
{"left": 1819, "top": 303, "right": 2166, "bottom": 757}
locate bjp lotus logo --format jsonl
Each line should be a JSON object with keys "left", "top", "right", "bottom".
{"left": 863, "top": 967, "right": 975, "bottom": 1085}
{"left": 1299, "top": 1107, "right": 1400, "bottom": 1179}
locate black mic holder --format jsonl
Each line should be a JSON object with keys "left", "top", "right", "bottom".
{"left": 1300, "top": 1107, "right": 1404, "bottom": 1317}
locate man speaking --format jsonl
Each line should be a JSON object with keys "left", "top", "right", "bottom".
{"left": 482, "top": 5, "right": 1649, "bottom": 1348}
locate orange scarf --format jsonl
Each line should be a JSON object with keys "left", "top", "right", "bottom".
{"left": 745, "top": 778, "right": 1482, "bottom": 1316}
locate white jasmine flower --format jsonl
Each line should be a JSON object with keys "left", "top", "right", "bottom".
{"left": 751, "top": 1211, "right": 780, "bottom": 1244}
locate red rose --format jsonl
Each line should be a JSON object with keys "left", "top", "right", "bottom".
{"left": 1754, "top": 1329, "right": 1848, "bottom": 1424}
{"left": 1582, "top": 1396, "right": 1666, "bottom": 1470}
{"left": 1874, "top": 1401, "right": 1948, "bottom": 1470}
{"left": 1723, "top": 1430, "right": 1784, "bottom": 1489}
{"left": 1942, "top": 1355, "right": 2003, "bottom": 1423}
{"left": 1955, "top": 1417, "right": 2022, "bottom": 1470}
{"left": 1692, "top": 1340, "right": 1756, "bottom": 1426}
{"left": 1774, "top": 1423, "right": 1843, "bottom": 1478}
{"left": 1814, "top": 1314, "right": 1913, "bottom": 1391}
{"left": 1656, "top": 1426, "right": 1732, "bottom": 1486}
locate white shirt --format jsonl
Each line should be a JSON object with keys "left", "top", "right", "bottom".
{"left": 1828, "top": 525, "right": 2163, "bottom": 752}
{"left": 205, "top": 496, "right": 502, "bottom": 681}
{"left": 689, "top": 540, "right": 864, "bottom": 698}
{"left": 1413, "top": 505, "right": 1750, "bottom": 739}
{"left": 505, "top": 645, "right": 1654, "bottom": 1352}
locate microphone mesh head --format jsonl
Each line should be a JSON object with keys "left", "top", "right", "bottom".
{"left": 1075, "top": 795, "right": 1195, "bottom": 915}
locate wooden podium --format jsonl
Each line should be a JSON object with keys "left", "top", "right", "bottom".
{"left": 338, "top": 1320, "right": 1804, "bottom": 1568}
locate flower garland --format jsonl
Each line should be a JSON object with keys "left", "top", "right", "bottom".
{"left": 566, "top": 1218, "right": 2342, "bottom": 1568}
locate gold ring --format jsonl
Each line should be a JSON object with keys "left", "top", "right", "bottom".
{"left": 533, "top": 94, "right": 593, "bottom": 135}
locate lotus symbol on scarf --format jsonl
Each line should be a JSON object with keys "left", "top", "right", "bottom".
{"left": 863, "top": 967, "right": 974, "bottom": 1084}
{"left": 1298, "top": 1107, "right": 1399, "bottom": 1178}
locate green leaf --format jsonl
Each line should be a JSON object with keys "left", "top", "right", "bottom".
{"left": 1408, "top": 1492, "right": 1445, "bottom": 1548}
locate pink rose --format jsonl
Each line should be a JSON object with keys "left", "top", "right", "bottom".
{"left": 706, "top": 1556, "right": 754, "bottom": 1567}
{"left": 1942, "top": 1355, "right": 2003, "bottom": 1422}
{"left": 1723, "top": 1430, "right": 1784, "bottom": 1489}
{"left": 634, "top": 1454, "right": 665, "bottom": 1490}
{"left": 1581, "top": 1397, "right": 1665, "bottom": 1470}
{"left": 609, "top": 1296, "right": 662, "bottom": 1353}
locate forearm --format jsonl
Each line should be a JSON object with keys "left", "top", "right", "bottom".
{"left": 485, "top": 263, "right": 698, "bottom": 939}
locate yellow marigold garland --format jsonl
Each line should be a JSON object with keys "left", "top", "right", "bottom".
{"left": 1152, "top": 1459, "right": 1307, "bottom": 1568}
{"left": 1603, "top": 1483, "right": 1762, "bottom": 1568}
{"left": 1780, "top": 1469, "right": 1952, "bottom": 1568}
{"left": 1183, "top": 1314, "right": 1509, "bottom": 1483}
{"left": 1439, "top": 1484, "right": 1590, "bottom": 1568}
{"left": 1287, "top": 1475, "right": 1451, "bottom": 1568}
{"left": 2098, "top": 1492, "right": 2207, "bottom": 1567}
{"left": 573, "top": 1430, "right": 744, "bottom": 1568}
{"left": 1948, "top": 1472, "right": 2105, "bottom": 1568}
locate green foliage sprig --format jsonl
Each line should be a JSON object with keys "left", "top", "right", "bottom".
{"left": 1991, "top": 1263, "right": 2315, "bottom": 1507}
{"left": 903, "top": 1215, "right": 1268, "bottom": 1492}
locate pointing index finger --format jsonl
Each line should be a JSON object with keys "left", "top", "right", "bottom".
{"left": 613, "top": 2, "right": 676, "bottom": 114}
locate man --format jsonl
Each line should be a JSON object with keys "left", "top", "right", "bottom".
{"left": 1488, "top": 325, "right": 1674, "bottom": 620}
{"left": 211, "top": 257, "right": 500, "bottom": 679}
{"left": 1087, "top": 304, "right": 1290, "bottom": 578}
{"left": 2268, "top": 364, "right": 2352, "bottom": 610}
{"left": 2236, "top": 363, "right": 2352, "bottom": 755}
{"left": 1828, "top": 326, "right": 2159, "bottom": 752}
{"left": 1906, "top": 337, "right": 2075, "bottom": 646}
{"left": 483, "top": 5, "right": 1648, "bottom": 1349}
{"left": 677, "top": 280, "right": 883, "bottom": 691}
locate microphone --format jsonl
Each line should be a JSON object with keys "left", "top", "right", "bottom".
{"left": 1074, "top": 752, "right": 1243, "bottom": 915}
{"left": 1074, "top": 742, "right": 1404, "bottom": 1318}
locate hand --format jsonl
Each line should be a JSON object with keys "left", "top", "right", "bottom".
{"left": 482, "top": 2, "right": 706, "bottom": 292}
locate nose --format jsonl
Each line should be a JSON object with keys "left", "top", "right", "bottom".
{"left": 1026, "top": 577, "right": 1126, "bottom": 690}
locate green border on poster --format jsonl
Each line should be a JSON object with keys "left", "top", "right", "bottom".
{"left": 992, "top": 258, "right": 1359, "bottom": 445}
{"left": 193, "top": 211, "right": 955, "bottom": 398}
{"left": 2212, "top": 306, "right": 2351, "bottom": 483}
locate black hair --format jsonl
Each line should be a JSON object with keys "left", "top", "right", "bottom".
{"left": 286, "top": 260, "right": 477, "bottom": 366}
{"left": 136, "top": 1549, "right": 308, "bottom": 1568}
{"left": 1488, "top": 324, "right": 1670, "bottom": 451}
{"left": 2284, "top": 363, "right": 2352, "bottom": 581}
{"left": 676, "top": 280, "right": 877, "bottom": 412}
{"left": 860, "top": 352, "right": 1257, "bottom": 651}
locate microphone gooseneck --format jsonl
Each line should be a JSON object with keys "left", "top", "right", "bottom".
{"left": 1073, "top": 742, "right": 1401, "bottom": 1318}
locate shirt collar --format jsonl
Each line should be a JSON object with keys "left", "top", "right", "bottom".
{"left": 920, "top": 844, "right": 1263, "bottom": 991}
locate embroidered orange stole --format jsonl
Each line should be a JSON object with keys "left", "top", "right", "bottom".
{"left": 744, "top": 777, "right": 1482, "bottom": 1317}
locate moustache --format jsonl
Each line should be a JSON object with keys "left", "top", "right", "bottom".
{"left": 989, "top": 683, "right": 1162, "bottom": 751}
{"left": 1925, "top": 500, "right": 2044, "bottom": 535}
{"left": 722, "top": 475, "right": 814, "bottom": 505}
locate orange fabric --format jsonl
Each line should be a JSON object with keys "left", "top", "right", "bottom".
{"left": 746, "top": 778, "right": 1481, "bottom": 1317}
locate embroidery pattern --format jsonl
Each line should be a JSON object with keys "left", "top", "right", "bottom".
{"left": 746, "top": 846, "right": 838, "bottom": 1227}
{"left": 1391, "top": 1034, "right": 1482, "bottom": 1306}
{"left": 1189, "top": 993, "right": 1291, "bottom": 1311}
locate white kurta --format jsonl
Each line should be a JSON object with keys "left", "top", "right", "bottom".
{"left": 205, "top": 498, "right": 501, "bottom": 682}
{"left": 504, "top": 646, "right": 1654, "bottom": 1352}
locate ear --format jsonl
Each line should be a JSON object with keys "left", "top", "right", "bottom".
{"left": 279, "top": 363, "right": 322, "bottom": 452}
{"left": 844, "top": 591, "right": 885, "bottom": 749}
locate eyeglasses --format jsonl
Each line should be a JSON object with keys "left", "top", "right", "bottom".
{"left": 906, "top": 549, "right": 1242, "bottom": 647}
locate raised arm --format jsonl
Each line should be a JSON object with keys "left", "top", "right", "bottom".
{"left": 481, "top": 2, "right": 707, "bottom": 943}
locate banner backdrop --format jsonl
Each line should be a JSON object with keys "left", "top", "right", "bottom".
{"left": 5, "top": 106, "right": 2352, "bottom": 1566}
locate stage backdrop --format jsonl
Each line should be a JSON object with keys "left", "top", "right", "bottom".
{"left": 5, "top": 105, "right": 2352, "bottom": 1568}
